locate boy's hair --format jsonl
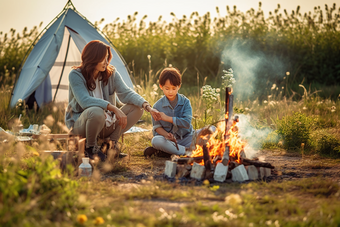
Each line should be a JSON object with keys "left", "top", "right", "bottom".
{"left": 159, "top": 67, "right": 181, "bottom": 86}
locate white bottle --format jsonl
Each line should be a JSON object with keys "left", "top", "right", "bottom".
{"left": 79, "top": 158, "right": 92, "bottom": 177}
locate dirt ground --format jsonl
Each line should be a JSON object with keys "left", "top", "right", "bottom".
{"left": 104, "top": 149, "right": 340, "bottom": 184}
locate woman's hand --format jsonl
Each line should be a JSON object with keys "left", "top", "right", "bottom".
{"left": 114, "top": 108, "right": 127, "bottom": 129}
{"left": 149, "top": 108, "right": 161, "bottom": 121}
{"left": 107, "top": 104, "right": 127, "bottom": 129}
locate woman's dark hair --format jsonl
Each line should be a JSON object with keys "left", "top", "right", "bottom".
{"left": 159, "top": 67, "right": 181, "bottom": 86}
{"left": 73, "top": 40, "right": 114, "bottom": 91}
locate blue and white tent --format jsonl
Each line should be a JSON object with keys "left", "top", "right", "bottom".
{"left": 10, "top": 0, "right": 133, "bottom": 108}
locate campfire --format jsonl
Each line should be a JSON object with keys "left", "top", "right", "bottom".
{"left": 166, "top": 87, "right": 274, "bottom": 182}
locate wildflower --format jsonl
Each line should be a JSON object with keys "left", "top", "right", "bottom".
{"left": 225, "top": 193, "right": 242, "bottom": 204}
{"left": 286, "top": 72, "right": 290, "bottom": 76}
{"left": 203, "top": 179, "right": 210, "bottom": 185}
{"left": 221, "top": 68, "right": 236, "bottom": 88}
{"left": 271, "top": 84, "right": 276, "bottom": 90}
{"left": 169, "top": 64, "right": 172, "bottom": 67}
{"left": 33, "top": 151, "right": 40, "bottom": 156}
{"left": 331, "top": 106, "right": 336, "bottom": 110}
{"left": 18, "top": 99, "right": 22, "bottom": 103}
{"left": 245, "top": 107, "right": 249, "bottom": 111}
{"left": 94, "top": 217, "right": 105, "bottom": 225}
{"left": 147, "top": 55, "right": 151, "bottom": 60}
{"left": 302, "top": 106, "right": 307, "bottom": 110}
{"left": 282, "top": 87, "right": 284, "bottom": 90}
{"left": 77, "top": 214, "right": 87, "bottom": 224}
{"left": 152, "top": 83, "right": 158, "bottom": 91}
{"left": 210, "top": 185, "right": 220, "bottom": 191}
{"left": 216, "top": 88, "right": 220, "bottom": 93}
{"left": 263, "top": 100, "right": 268, "bottom": 104}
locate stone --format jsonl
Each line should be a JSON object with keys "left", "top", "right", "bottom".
{"left": 164, "top": 161, "right": 177, "bottom": 178}
{"left": 190, "top": 162, "right": 206, "bottom": 180}
{"left": 214, "top": 162, "right": 229, "bottom": 182}
{"left": 231, "top": 164, "right": 249, "bottom": 182}
{"left": 246, "top": 165, "right": 258, "bottom": 180}
{"left": 260, "top": 167, "right": 271, "bottom": 179}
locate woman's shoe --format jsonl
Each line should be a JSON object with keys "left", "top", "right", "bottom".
{"left": 85, "top": 146, "right": 106, "bottom": 162}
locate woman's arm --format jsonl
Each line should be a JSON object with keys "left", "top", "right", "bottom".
{"left": 108, "top": 71, "right": 146, "bottom": 107}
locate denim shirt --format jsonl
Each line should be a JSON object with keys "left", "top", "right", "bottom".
{"left": 152, "top": 94, "right": 194, "bottom": 140}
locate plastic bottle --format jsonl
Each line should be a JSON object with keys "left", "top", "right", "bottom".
{"left": 79, "top": 157, "right": 92, "bottom": 177}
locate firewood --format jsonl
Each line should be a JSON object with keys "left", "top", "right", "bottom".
{"left": 203, "top": 145, "right": 212, "bottom": 171}
{"left": 174, "top": 156, "right": 204, "bottom": 164}
{"left": 241, "top": 158, "right": 275, "bottom": 169}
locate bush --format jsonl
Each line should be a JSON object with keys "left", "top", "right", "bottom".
{"left": 0, "top": 144, "right": 81, "bottom": 226}
{"left": 276, "top": 112, "right": 316, "bottom": 150}
{"left": 316, "top": 131, "right": 340, "bottom": 157}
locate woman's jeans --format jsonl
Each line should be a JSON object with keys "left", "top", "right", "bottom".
{"left": 73, "top": 104, "right": 143, "bottom": 147}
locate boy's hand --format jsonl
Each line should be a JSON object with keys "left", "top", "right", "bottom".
{"left": 159, "top": 112, "right": 170, "bottom": 121}
{"left": 166, "top": 132, "right": 175, "bottom": 141}
{"left": 149, "top": 108, "right": 161, "bottom": 121}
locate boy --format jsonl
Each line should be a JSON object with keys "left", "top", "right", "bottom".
{"left": 144, "top": 67, "right": 194, "bottom": 157}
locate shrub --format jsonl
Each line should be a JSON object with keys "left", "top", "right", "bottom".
{"left": 276, "top": 112, "right": 316, "bottom": 150}
{"left": 316, "top": 131, "right": 340, "bottom": 157}
{"left": 0, "top": 145, "right": 81, "bottom": 226}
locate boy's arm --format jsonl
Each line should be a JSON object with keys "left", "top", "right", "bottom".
{"left": 155, "top": 127, "right": 172, "bottom": 140}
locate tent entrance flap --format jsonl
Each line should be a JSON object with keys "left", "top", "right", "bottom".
{"left": 49, "top": 27, "right": 81, "bottom": 102}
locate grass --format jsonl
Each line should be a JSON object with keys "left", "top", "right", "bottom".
{"left": 0, "top": 66, "right": 340, "bottom": 226}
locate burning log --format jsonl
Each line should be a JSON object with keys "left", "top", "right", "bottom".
{"left": 174, "top": 156, "right": 204, "bottom": 164}
{"left": 224, "top": 87, "right": 234, "bottom": 134}
{"left": 241, "top": 158, "right": 275, "bottom": 169}
{"left": 202, "top": 145, "right": 212, "bottom": 171}
{"left": 222, "top": 145, "right": 230, "bottom": 166}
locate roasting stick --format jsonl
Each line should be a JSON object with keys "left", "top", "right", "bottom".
{"left": 169, "top": 137, "right": 179, "bottom": 150}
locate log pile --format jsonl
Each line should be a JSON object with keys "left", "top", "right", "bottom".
{"left": 164, "top": 87, "right": 275, "bottom": 182}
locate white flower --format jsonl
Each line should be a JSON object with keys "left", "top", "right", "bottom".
{"left": 286, "top": 72, "right": 290, "bottom": 76}
{"left": 216, "top": 88, "right": 220, "bottom": 93}
{"left": 152, "top": 84, "right": 158, "bottom": 91}
{"left": 263, "top": 100, "right": 268, "bottom": 104}
{"left": 271, "top": 84, "right": 276, "bottom": 90}
{"left": 303, "top": 106, "right": 307, "bottom": 110}
{"left": 147, "top": 55, "right": 151, "bottom": 60}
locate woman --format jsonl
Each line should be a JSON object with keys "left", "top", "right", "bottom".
{"left": 65, "top": 40, "right": 160, "bottom": 161}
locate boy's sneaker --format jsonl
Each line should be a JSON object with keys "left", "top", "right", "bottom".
{"left": 144, "top": 147, "right": 171, "bottom": 158}
{"left": 85, "top": 146, "right": 106, "bottom": 162}
{"left": 144, "top": 147, "right": 158, "bottom": 158}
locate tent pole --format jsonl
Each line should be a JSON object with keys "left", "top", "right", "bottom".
{"left": 53, "top": 32, "right": 72, "bottom": 102}
{"left": 9, "top": 3, "right": 73, "bottom": 108}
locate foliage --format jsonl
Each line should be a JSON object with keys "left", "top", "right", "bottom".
{"left": 1, "top": 3, "right": 340, "bottom": 100}
{"left": 316, "top": 131, "right": 340, "bottom": 157}
{"left": 276, "top": 112, "right": 316, "bottom": 150}
{"left": 0, "top": 144, "right": 81, "bottom": 226}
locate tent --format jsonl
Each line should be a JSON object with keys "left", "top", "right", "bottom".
{"left": 10, "top": 0, "right": 134, "bottom": 108}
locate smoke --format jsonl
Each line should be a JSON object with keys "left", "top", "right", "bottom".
{"left": 236, "top": 114, "right": 275, "bottom": 158}
{"left": 221, "top": 39, "right": 285, "bottom": 100}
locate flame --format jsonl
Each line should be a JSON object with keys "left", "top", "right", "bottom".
{"left": 190, "top": 120, "right": 246, "bottom": 165}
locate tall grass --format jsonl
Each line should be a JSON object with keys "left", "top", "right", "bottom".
{"left": 1, "top": 3, "right": 339, "bottom": 100}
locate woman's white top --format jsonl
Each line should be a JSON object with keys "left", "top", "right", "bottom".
{"left": 93, "top": 78, "right": 116, "bottom": 128}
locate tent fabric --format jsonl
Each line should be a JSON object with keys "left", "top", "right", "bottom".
{"left": 10, "top": 7, "right": 133, "bottom": 108}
